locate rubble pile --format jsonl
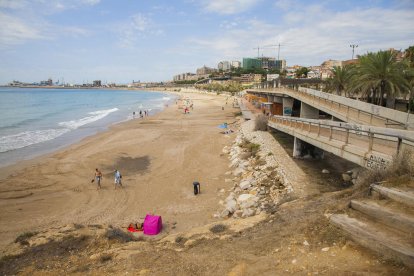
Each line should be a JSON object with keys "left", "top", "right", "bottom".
{"left": 216, "top": 120, "right": 294, "bottom": 219}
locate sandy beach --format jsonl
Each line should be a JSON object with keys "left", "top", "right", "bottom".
{"left": 0, "top": 92, "right": 236, "bottom": 251}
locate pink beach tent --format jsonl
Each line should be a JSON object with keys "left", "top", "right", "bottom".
{"left": 143, "top": 214, "right": 163, "bottom": 235}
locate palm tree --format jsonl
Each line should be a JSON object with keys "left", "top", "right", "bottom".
{"left": 325, "top": 65, "right": 354, "bottom": 96}
{"left": 349, "top": 50, "right": 410, "bottom": 107}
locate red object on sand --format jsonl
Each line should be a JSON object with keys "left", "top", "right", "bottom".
{"left": 127, "top": 226, "right": 142, "bottom": 232}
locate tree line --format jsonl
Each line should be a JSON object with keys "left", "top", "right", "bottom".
{"left": 325, "top": 46, "right": 414, "bottom": 110}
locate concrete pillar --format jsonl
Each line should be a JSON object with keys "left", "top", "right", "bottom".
{"left": 293, "top": 137, "right": 303, "bottom": 158}
{"left": 282, "top": 98, "right": 294, "bottom": 116}
{"left": 300, "top": 102, "right": 319, "bottom": 119}
{"left": 293, "top": 137, "right": 325, "bottom": 159}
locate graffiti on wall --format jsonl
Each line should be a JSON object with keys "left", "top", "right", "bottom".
{"left": 365, "top": 154, "right": 390, "bottom": 170}
{"left": 283, "top": 107, "right": 292, "bottom": 116}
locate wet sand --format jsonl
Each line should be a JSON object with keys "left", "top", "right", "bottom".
{"left": 0, "top": 92, "right": 237, "bottom": 251}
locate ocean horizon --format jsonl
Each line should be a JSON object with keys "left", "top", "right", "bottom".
{"left": 0, "top": 87, "right": 174, "bottom": 167}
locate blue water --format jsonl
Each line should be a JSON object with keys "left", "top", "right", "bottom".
{"left": 0, "top": 88, "right": 174, "bottom": 167}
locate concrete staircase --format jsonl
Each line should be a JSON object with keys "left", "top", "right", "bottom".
{"left": 330, "top": 184, "right": 414, "bottom": 268}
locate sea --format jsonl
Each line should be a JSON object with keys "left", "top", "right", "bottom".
{"left": 0, "top": 87, "right": 174, "bottom": 167}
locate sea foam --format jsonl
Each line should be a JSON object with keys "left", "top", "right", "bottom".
{"left": 0, "top": 129, "right": 70, "bottom": 153}
{"left": 0, "top": 108, "right": 119, "bottom": 153}
{"left": 59, "top": 108, "right": 118, "bottom": 129}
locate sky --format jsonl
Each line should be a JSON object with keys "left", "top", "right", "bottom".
{"left": 0, "top": 0, "right": 413, "bottom": 84}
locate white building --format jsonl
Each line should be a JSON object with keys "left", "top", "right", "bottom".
{"left": 231, "top": 61, "right": 241, "bottom": 68}
{"left": 267, "top": 74, "right": 280, "bottom": 81}
{"left": 218, "top": 61, "right": 231, "bottom": 71}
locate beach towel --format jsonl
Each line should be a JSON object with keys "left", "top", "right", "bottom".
{"left": 143, "top": 214, "right": 162, "bottom": 235}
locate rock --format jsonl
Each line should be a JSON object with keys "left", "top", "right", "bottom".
{"left": 220, "top": 209, "right": 230, "bottom": 218}
{"left": 303, "top": 240, "right": 309, "bottom": 246}
{"left": 350, "top": 167, "right": 361, "bottom": 179}
{"left": 322, "top": 169, "right": 330, "bottom": 174}
{"left": 233, "top": 168, "right": 244, "bottom": 177}
{"left": 237, "top": 194, "right": 259, "bottom": 209}
{"left": 219, "top": 189, "right": 225, "bottom": 193}
{"left": 321, "top": 247, "right": 330, "bottom": 252}
{"left": 225, "top": 199, "right": 237, "bottom": 213}
{"left": 239, "top": 180, "right": 252, "bottom": 190}
{"left": 242, "top": 208, "right": 255, "bottom": 217}
{"left": 342, "top": 173, "right": 352, "bottom": 182}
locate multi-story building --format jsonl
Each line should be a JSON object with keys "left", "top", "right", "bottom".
{"left": 196, "top": 66, "right": 216, "bottom": 75}
{"left": 242, "top": 58, "right": 262, "bottom": 70}
{"left": 243, "top": 57, "right": 286, "bottom": 71}
{"left": 218, "top": 61, "right": 231, "bottom": 71}
{"left": 173, "top": 72, "right": 197, "bottom": 82}
{"left": 307, "top": 70, "right": 320, "bottom": 79}
{"left": 274, "top": 59, "right": 286, "bottom": 71}
{"left": 93, "top": 80, "right": 101, "bottom": 87}
{"left": 40, "top": 78, "right": 53, "bottom": 86}
{"left": 231, "top": 61, "right": 241, "bottom": 68}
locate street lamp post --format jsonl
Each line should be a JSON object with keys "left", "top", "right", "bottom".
{"left": 350, "top": 44, "right": 358, "bottom": 59}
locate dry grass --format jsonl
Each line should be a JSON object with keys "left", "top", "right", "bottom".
{"left": 254, "top": 114, "right": 268, "bottom": 131}
{"left": 209, "top": 224, "right": 227, "bottom": 233}
{"left": 105, "top": 228, "right": 137, "bottom": 243}
{"left": 14, "top": 232, "right": 38, "bottom": 246}
{"left": 355, "top": 149, "right": 414, "bottom": 194}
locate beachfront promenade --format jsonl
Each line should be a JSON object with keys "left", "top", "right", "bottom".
{"left": 244, "top": 87, "right": 414, "bottom": 170}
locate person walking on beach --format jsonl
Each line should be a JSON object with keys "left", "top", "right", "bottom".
{"left": 114, "top": 169, "right": 122, "bottom": 189}
{"left": 93, "top": 168, "right": 102, "bottom": 190}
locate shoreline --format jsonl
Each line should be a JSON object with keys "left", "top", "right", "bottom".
{"left": 0, "top": 91, "right": 238, "bottom": 251}
{"left": 0, "top": 88, "right": 175, "bottom": 171}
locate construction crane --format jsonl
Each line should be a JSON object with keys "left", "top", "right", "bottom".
{"left": 262, "top": 43, "right": 284, "bottom": 60}
{"left": 253, "top": 46, "right": 261, "bottom": 58}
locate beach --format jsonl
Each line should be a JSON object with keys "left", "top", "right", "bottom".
{"left": 0, "top": 92, "right": 236, "bottom": 251}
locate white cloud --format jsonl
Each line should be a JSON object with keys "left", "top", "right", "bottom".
{"left": 0, "top": 0, "right": 28, "bottom": 9}
{"left": 117, "top": 13, "right": 164, "bottom": 49}
{"left": 186, "top": 5, "right": 414, "bottom": 66}
{"left": 202, "top": 0, "right": 262, "bottom": 14}
{"left": 0, "top": 11, "right": 45, "bottom": 46}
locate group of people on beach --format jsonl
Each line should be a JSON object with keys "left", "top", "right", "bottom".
{"left": 92, "top": 168, "right": 123, "bottom": 190}
{"left": 132, "top": 110, "right": 149, "bottom": 119}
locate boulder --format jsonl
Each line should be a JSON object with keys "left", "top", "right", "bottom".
{"left": 322, "top": 169, "right": 330, "bottom": 174}
{"left": 237, "top": 194, "right": 259, "bottom": 209}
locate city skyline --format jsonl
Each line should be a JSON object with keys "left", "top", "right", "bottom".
{"left": 1, "top": 0, "right": 413, "bottom": 84}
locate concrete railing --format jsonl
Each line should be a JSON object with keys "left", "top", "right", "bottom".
{"left": 247, "top": 87, "right": 414, "bottom": 130}
{"left": 268, "top": 115, "right": 414, "bottom": 169}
